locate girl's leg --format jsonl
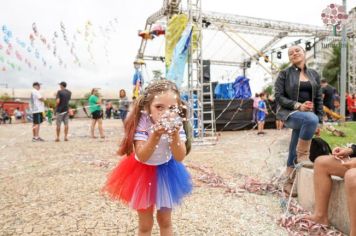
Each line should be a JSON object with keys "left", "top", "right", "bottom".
{"left": 257, "top": 122, "right": 262, "bottom": 133}
{"left": 90, "top": 119, "right": 97, "bottom": 138}
{"left": 98, "top": 118, "right": 105, "bottom": 138}
{"left": 157, "top": 208, "right": 173, "bottom": 236}
{"left": 138, "top": 207, "right": 154, "bottom": 236}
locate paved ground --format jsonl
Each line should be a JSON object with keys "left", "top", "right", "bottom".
{"left": 0, "top": 119, "right": 291, "bottom": 235}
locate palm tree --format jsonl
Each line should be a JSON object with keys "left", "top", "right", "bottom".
{"left": 152, "top": 70, "right": 163, "bottom": 80}
{"left": 322, "top": 44, "right": 341, "bottom": 88}
{"left": 279, "top": 62, "right": 290, "bottom": 71}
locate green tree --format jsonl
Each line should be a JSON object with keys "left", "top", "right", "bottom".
{"left": 0, "top": 93, "right": 11, "bottom": 102}
{"left": 263, "top": 85, "right": 273, "bottom": 96}
{"left": 69, "top": 102, "right": 77, "bottom": 110}
{"left": 279, "top": 62, "right": 290, "bottom": 71}
{"left": 44, "top": 99, "right": 57, "bottom": 109}
{"left": 152, "top": 70, "right": 163, "bottom": 80}
{"left": 322, "top": 44, "right": 341, "bottom": 88}
{"left": 83, "top": 92, "right": 92, "bottom": 101}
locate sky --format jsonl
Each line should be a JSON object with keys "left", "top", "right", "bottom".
{"left": 0, "top": 0, "right": 355, "bottom": 95}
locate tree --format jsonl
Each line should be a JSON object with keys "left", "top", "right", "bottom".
{"left": 279, "top": 62, "right": 290, "bottom": 71}
{"left": 322, "top": 44, "right": 341, "bottom": 88}
{"left": 263, "top": 85, "right": 273, "bottom": 96}
{"left": 152, "top": 70, "right": 163, "bottom": 80}
{"left": 44, "top": 99, "right": 56, "bottom": 109}
{"left": 0, "top": 93, "right": 11, "bottom": 102}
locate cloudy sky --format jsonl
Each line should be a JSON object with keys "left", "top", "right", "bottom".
{"left": 0, "top": 0, "right": 355, "bottom": 94}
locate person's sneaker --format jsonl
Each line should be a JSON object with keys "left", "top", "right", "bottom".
{"left": 36, "top": 137, "right": 45, "bottom": 141}
{"left": 32, "top": 137, "right": 38, "bottom": 142}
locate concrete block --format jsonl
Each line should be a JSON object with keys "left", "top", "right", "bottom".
{"left": 297, "top": 167, "right": 350, "bottom": 234}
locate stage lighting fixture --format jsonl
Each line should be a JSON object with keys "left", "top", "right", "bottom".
{"left": 305, "top": 42, "right": 312, "bottom": 51}
{"left": 245, "top": 61, "right": 251, "bottom": 68}
{"left": 277, "top": 51, "right": 282, "bottom": 59}
{"left": 264, "top": 56, "right": 269, "bottom": 63}
{"left": 202, "top": 19, "right": 211, "bottom": 28}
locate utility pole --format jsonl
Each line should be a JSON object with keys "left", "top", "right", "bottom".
{"left": 340, "top": 0, "right": 347, "bottom": 119}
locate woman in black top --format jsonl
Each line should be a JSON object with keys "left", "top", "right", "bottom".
{"left": 275, "top": 45, "right": 323, "bottom": 196}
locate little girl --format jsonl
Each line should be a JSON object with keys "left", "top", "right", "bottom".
{"left": 102, "top": 79, "right": 192, "bottom": 235}
{"left": 257, "top": 92, "right": 268, "bottom": 135}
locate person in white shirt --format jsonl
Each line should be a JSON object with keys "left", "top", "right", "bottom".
{"left": 30, "top": 82, "right": 45, "bottom": 141}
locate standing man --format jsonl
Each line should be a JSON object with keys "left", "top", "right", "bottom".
{"left": 55, "top": 81, "right": 72, "bottom": 142}
{"left": 30, "top": 82, "right": 45, "bottom": 141}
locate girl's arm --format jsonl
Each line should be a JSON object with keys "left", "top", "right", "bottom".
{"left": 169, "top": 131, "right": 187, "bottom": 162}
{"left": 134, "top": 131, "right": 162, "bottom": 162}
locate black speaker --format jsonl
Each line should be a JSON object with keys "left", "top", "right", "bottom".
{"left": 203, "top": 60, "right": 211, "bottom": 83}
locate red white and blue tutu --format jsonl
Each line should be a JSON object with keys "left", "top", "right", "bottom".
{"left": 102, "top": 153, "right": 192, "bottom": 210}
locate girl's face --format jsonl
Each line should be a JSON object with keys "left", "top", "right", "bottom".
{"left": 120, "top": 90, "right": 126, "bottom": 97}
{"left": 288, "top": 46, "right": 305, "bottom": 65}
{"left": 149, "top": 90, "right": 179, "bottom": 123}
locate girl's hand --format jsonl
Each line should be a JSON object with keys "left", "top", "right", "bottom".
{"left": 153, "top": 122, "right": 167, "bottom": 136}
{"left": 342, "top": 159, "right": 356, "bottom": 169}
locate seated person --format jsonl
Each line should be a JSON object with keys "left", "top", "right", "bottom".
{"left": 2, "top": 110, "right": 11, "bottom": 124}
{"left": 304, "top": 144, "right": 356, "bottom": 236}
{"left": 14, "top": 108, "right": 23, "bottom": 120}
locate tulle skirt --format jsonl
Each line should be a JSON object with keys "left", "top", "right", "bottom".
{"left": 102, "top": 153, "right": 192, "bottom": 210}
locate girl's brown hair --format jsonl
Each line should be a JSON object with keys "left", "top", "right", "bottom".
{"left": 118, "top": 79, "right": 192, "bottom": 156}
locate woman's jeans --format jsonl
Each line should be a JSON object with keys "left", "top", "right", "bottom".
{"left": 285, "top": 111, "right": 319, "bottom": 167}
{"left": 119, "top": 109, "right": 128, "bottom": 121}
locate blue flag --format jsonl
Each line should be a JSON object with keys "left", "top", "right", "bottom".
{"left": 166, "top": 24, "right": 193, "bottom": 87}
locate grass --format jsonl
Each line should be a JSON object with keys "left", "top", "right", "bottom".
{"left": 320, "top": 122, "right": 356, "bottom": 148}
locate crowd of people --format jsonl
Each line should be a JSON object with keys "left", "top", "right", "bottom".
{"left": 1, "top": 46, "right": 356, "bottom": 235}
{"left": 28, "top": 81, "right": 131, "bottom": 142}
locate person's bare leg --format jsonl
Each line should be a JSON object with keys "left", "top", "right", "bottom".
{"left": 157, "top": 208, "right": 173, "bottom": 236}
{"left": 32, "top": 124, "right": 36, "bottom": 137}
{"left": 90, "top": 119, "right": 97, "bottom": 138}
{"left": 344, "top": 169, "right": 356, "bottom": 236}
{"left": 138, "top": 207, "right": 154, "bottom": 236}
{"left": 98, "top": 119, "right": 105, "bottom": 138}
{"left": 64, "top": 124, "right": 69, "bottom": 141}
{"left": 37, "top": 124, "right": 41, "bottom": 138}
{"left": 56, "top": 124, "right": 60, "bottom": 141}
{"left": 305, "top": 155, "right": 347, "bottom": 225}
{"left": 34, "top": 124, "right": 40, "bottom": 138}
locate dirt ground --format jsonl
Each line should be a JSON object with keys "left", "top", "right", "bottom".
{"left": 0, "top": 119, "right": 292, "bottom": 235}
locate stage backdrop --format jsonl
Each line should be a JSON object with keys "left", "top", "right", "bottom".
{"left": 206, "top": 99, "right": 277, "bottom": 131}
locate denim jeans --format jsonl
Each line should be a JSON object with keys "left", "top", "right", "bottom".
{"left": 119, "top": 109, "right": 128, "bottom": 121}
{"left": 285, "top": 111, "right": 319, "bottom": 167}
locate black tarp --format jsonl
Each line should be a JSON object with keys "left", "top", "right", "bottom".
{"left": 206, "top": 99, "right": 278, "bottom": 131}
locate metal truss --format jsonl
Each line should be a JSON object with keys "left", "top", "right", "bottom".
{"left": 201, "top": 11, "right": 330, "bottom": 37}
{"left": 136, "top": 0, "right": 338, "bottom": 142}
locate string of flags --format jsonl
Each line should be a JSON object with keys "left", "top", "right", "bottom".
{"left": 0, "top": 18, "right": 119, "bottom": 73}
